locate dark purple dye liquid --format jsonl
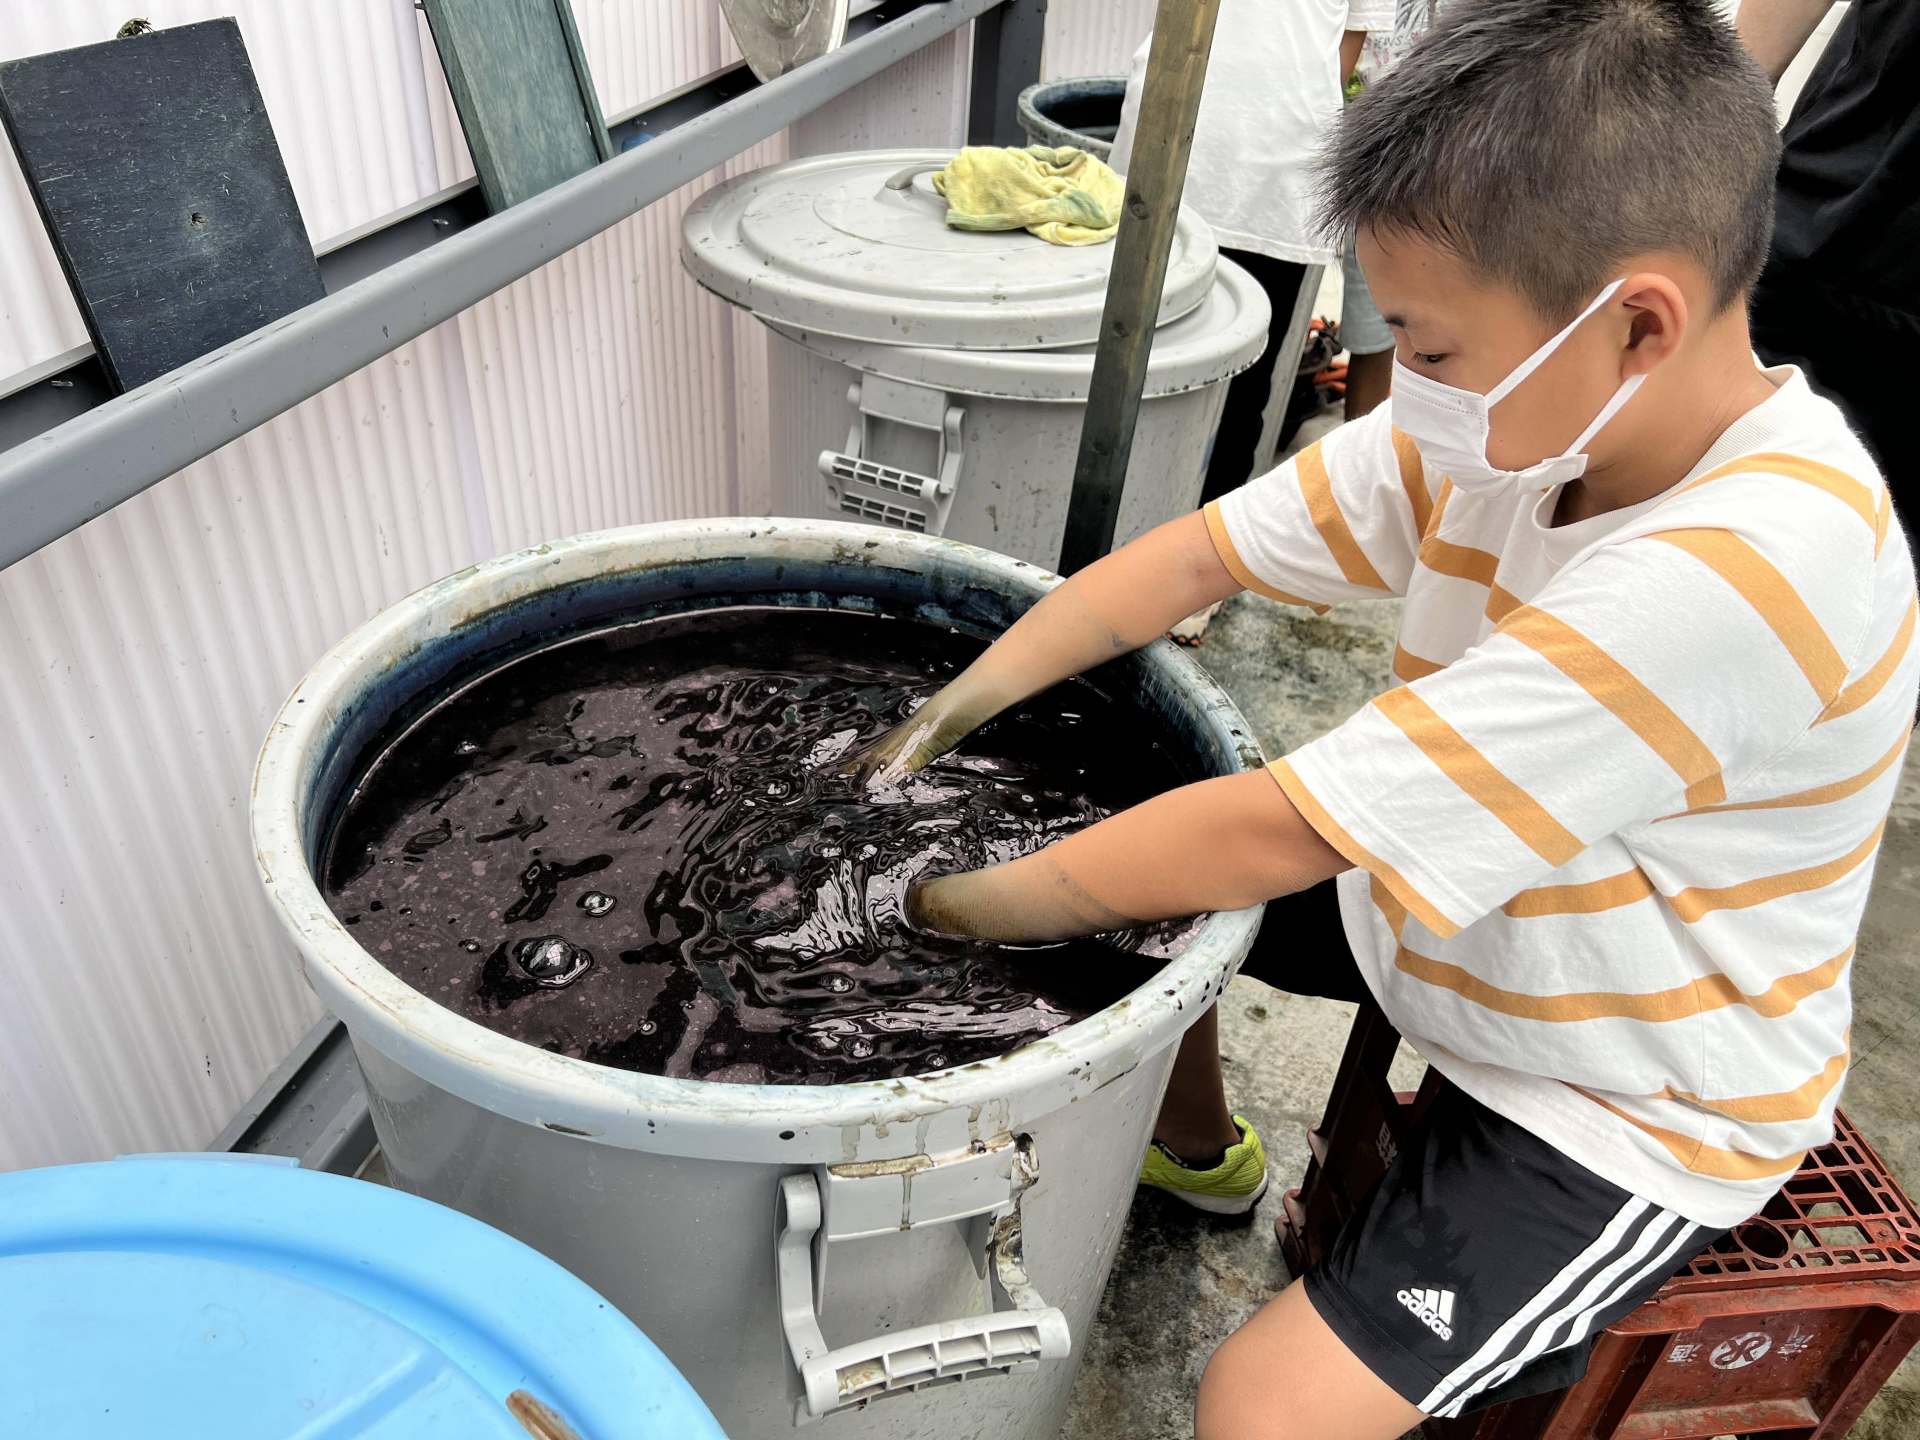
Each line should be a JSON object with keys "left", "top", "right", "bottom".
{"left": 321, "top": 607, "right": 1185, "bottom": 1084}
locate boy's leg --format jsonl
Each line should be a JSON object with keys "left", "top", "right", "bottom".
{"left": 1197, "top": 1281, "right": 1424, "bottom": 1440}
{"left": 1153, "top": 879, "right": 1366, "bottom": 1160}
{"left": 1203, "top": 1083, "right": 1725, "bottom": 1435}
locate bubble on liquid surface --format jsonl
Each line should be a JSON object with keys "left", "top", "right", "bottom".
{"left": 578, "top": 891, "right": 616, "bottom": 917}
{"left": 459, "top": 938, "right": 481, "bottom": 953}
{"left": 515, "top": 935, "right": 593, "bottom": 987}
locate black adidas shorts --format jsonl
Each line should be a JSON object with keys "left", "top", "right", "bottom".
{"left": 1240, "top": 882, "right": 1725, "bottom": 1417}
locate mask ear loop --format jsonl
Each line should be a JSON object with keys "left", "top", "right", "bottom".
{"left": 1565, "top": 372, "right": 1646, "bottom": 455}
{"left": 1485, "top": 279, "right": 1628, "bottom": 407}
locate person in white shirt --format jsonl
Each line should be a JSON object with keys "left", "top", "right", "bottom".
{"left": 845, "top": 2, "right": 1914, "bottom": 1433}
{"left": 1111, "top": 0, "right": 1397, "bottom": 510}
{"left": 1341, "top": 0, "right": 1445, "bottom": 419}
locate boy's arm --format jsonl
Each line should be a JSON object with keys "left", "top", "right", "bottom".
{"left": 852, "top": 407, "right": 1428, "bottom": 782}
{"left": 1736, "top": 0, "right": 1835, "bottom": 83}
{"left": 909, "top": 771, "right": 1347, "bottom": 943}
{"left": 846, "top": 511, "right": 1241, "bottom": 783}
{"left": 912, "top": 469, "right": 1887, "bottom": 948}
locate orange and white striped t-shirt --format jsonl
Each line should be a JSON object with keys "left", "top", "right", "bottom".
{"left": 1209, "top": 367, "right": 1917, "bottom": 1226}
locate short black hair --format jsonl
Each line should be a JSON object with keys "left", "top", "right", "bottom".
{"left": 1319, "top": 0, "right": 1781, "bottom": 319}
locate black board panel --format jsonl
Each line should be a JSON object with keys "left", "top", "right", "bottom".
{"left": 0, "top": 20, "right": 324, "bottom": 393}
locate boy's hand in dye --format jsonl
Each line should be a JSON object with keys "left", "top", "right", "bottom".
{"left": 904, "top": 771, "right": 1348, "bottom": 945}
{"left": 841, "top": 511, "right": 1244, "bottom": 792}
{"left": 839, "top": 688, "right": 995, "bottom": 788}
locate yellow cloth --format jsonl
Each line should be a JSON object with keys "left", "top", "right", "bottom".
{"left": 931, "top": 145, "right": 1124, "bottom": 246}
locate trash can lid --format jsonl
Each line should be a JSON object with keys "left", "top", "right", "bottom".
{"left": 0, "top": 1154, "right": 726, "bottom": 1440}
{"left": 680, "top": 148, "right": 1218, "bottom": 351}
{"left": 764, "top": 250, "right": 1271, "bottom": 402}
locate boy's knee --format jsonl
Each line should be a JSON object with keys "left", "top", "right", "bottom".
{"left": 1193, "top": 1285, "right": 1427, "bottom": 1440}
{"left": 1194, "top": 1326, "right": 1285, "bottom": 1440}
{"left": 1192, "top": 1341, "right": 1242, "bottom": 1440}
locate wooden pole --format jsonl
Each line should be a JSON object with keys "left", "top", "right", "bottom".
{"left": 1057, "top": 0, "right": 1221, "bottom": 574}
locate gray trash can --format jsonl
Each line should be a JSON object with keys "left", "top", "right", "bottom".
{"left": 681, "top": 149, "right": 1269, "bottom": 569}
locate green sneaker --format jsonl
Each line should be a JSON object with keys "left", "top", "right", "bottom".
{"left": 1139, "top": 1115, "right": 1270, "bottom": 1216}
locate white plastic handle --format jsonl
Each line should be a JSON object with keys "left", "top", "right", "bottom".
{"left": 817, "top": 379, "right": 965, "bottom": 535}
{"left": 777, "top": 1172, "right": 1071, "bottom": 1422}
{"left": 882, "top": 160, "right": 946, "bottom": 194}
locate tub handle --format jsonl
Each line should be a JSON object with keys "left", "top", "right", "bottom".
{"left": 775, "top": 1144, "right": 1070, "bottom": 1423}
{"left": 818, "top": 376, "right": 965, "bottom": 536}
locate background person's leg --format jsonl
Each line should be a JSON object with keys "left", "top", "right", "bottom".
{"left": 1340, "top": 234, "right": 1397, "bottom": 421}
{"left": 1201, "top": 251, "right": 1313, "bottom": 505}
{"left": 1345, "top": 349, "right": 1393, "bottom": 418}
{"left": 1152, "top": 880, "right": 1364, "bottom": 1161}
{"left": 1750, "top": 270, "right": 1914, "bottom": 510}
{"left": 1176, "top": 251, "right": 1314, "bottom": 645}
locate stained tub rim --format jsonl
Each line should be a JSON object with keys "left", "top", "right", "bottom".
{"left": 251, "top": 518, "right": 1265, "bottom": 1163}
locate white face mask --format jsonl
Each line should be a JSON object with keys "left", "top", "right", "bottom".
{"left": 1390, "top": 279, "right": 1646, "bottom": 497}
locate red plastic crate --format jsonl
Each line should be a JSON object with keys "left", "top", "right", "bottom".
{"left": 1280, "top": 1005, "right": 1920, "bottom": 1439}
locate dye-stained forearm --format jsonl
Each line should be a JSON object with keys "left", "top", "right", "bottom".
{"left": 906, "top": 770, "right": 1348, "bottom": 943}
{"left": 845, "top": 511, "right": 1241, "bottom": 785}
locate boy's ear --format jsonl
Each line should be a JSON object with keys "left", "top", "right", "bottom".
{"left": 1617, "top": 271, "right": 1688, "bottom": 377}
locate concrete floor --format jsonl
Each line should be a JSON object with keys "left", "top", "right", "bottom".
{"left": 1061, "top": 583, "right": 1920, "bottom": 1439}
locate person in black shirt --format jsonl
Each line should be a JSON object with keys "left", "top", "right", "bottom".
{"left": 1741, "top": 0, "right": 1918, "bottom": 503}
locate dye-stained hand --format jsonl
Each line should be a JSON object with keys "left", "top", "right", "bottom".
{"left": 840, "top": 512, "right": 1246, "bottom": 793}
{"left": 838, "top": 690, "right": 991, "bottom": 788}
{"left": 902, "top": 870, "right": 964, "bottom": 937}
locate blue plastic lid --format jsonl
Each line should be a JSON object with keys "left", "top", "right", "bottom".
{"left": 0, "top": 1155, "right": 726, "bottom": 1439}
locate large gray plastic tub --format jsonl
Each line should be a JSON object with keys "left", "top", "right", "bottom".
{"left": 252, "top": 519, "right": 1264, "bottom": 1438}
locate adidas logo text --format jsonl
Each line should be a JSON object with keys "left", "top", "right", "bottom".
{"left": 1396, "top": 1287, "right": 1456, "bottom": 1341}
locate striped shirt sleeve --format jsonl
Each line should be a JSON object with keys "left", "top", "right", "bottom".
{"left": 1274, "top": 495, "right": 1875, "bottom": 937}
{"left": 1206, "top": 404, "right": 1433, "bottom": 610}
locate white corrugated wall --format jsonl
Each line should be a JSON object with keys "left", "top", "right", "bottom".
{"left": 0, "top": 1, "right": 998, "bottom": 1170}
{"left": 1043, "top": 0, "right": 1157, "bottom": 79}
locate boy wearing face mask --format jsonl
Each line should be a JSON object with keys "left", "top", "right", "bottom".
{"left": 848, "top": 1, "right": 1916, "bottom": 1433}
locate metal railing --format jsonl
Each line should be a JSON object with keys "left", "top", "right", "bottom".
{"left": 0, "top": 0, "right": 1041, "bottom": 1166}
{"left": 0, "top": 0, "right": 1037, "bottom": 575}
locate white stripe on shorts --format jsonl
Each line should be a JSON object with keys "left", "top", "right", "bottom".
{"left": 1438, "top": 1215, "right": 1705, "bottom": 1417}
{"left": 1415, "top": 1197, "right": 1650, "bottom": 1415}
{"left": 1435, "top": 1210, "right": 1696, "bottom": 1417}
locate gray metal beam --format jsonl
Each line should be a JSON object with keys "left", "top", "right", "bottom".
{"left": 0, "top": 0, "right": 1004, "bottom": 573}
{"left": 210, "top": 1018, "right": 376, "bottom": 1175}
{"left": 967, "top": 0, "right": 1047, "bottom": 146}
